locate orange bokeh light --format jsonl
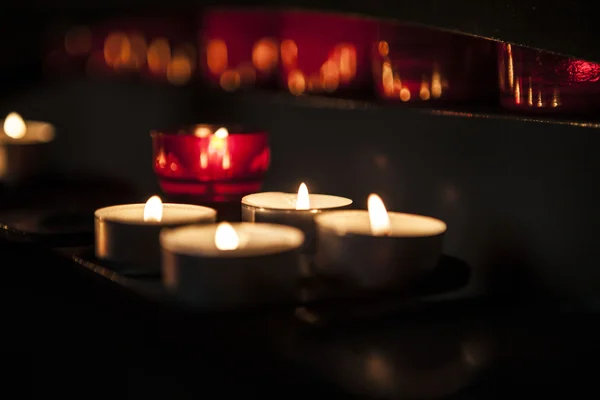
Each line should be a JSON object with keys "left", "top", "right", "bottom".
{"left": 147, "top": 38, "right": 171, "bottom": 74}
{"left": 280, "top": 39, "right": 298, "bottom": 68}
{"left": 206, "top": 39, "right": 228, "bottom": 75}
{"left": 167, "top": 55, "right": 193, "bottom": 85}
{"left": 220, "top": 69, "right": 241, "bottom": 91}
{"left": 288, "top": 70, "right": 306, "bottom": 96}
{"left": 104, "top": 32, "right": 130, "bottom": 67}
{"left": 252, "top": 38, "right": 278, "bottom": 73}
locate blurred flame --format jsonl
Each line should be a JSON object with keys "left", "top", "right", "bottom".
{"left": 382, "top": 62, "right": 394, "bottom": 96}
{"left": 104, "top": 32, "right": 130, "bottom": 67}
{"left": 143, "top": 195, "right": 163, "bottom": 223}
{"left": 400, "top": 87, "right": 411, "bottom": 102}
{"left": 214, "top": 127, "right": 228, "bottom": 139}
{"left": 431, "top": 67, "right": 442, "bottom": 99}
{"left": 215, "top": 222, "right": 239, "bottom": 251}
{"left": 222, "top": 151, "right": 231, "bottom": 169}
{"left": 206, "top": 39, "right": 228, "bottom": 75}
{"left": 378, "top": 41, "right": 389, "bottom": 57}
{"left": 281, "top": 39, "right": 298, "bottom": 68}
{"left": 220, "top": 69, "right": 240, "bottom": 91}
{"left": 167, "top": 54, "right": 192, "bottom": 85}
{"left": 419, "top": 78, "right": 430, "bottom": 100}
{"left": 335, "top": 44, "right": 356, "bottom": 82}
{"left": 368, "top": 194, "right": 391, "bottom": 236}
{"left": 288, "top": 70, "right": 306, "bottom": 95}
{"left": 65, "top": 26, "right": 91, "bottom": 55}
{"left": 252, "top": 38, "right": 278, "bottom": 73}
{"left": 147, "top": 38, "right": 171, "bottom": 74}
{"left": 3, "top": 112, "right": 26, "bottom": 139}
{"left": 200, "top": 152, "right": 208, "bottom": 169}
{"left": 320, "top": 59, "right": 340, "bottom": 92}
{"left": 296, "top": 182, "right": 310, "bottom": 210}
{"left": 194, "top": 126, "right": 212, "bottom": 138}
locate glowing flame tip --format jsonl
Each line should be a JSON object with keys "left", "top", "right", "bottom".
{"left": 215, "top": 222, "right": 239, "bottom": 251}
{"left": 368, "top": 194, "right": 391, "bottom": 236}
{"left": 3, "top": 112, "right": 26, "bottom": 139}
{"left": 296, "top": 182, "right": 310, "bottom": 210}
{"left": 214, "top": 127, "right": 229, "bottom": 139}
{"left": 143, "top": 195, "right": 163, "bottom": 222}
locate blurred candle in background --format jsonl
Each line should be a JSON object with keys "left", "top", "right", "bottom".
{"left": 498, "top": 43, "right": 600, "bottom": 113}
{"left": 373, "top": 22, "right": 496, "bottom": 103}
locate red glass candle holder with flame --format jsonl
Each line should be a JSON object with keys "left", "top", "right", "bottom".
{"left": 201, "top": 8, "right": 280, "bottom": 91}
{"left": 46, "top": 16, "right": 197, "bottom": 85}
{"left": 279, "top": 11, "right": 378, "bottom": 96}
{"left": 373, "top": 23, "right": 496, "bottom": 103}
{"left": 498, "top": 43, "right": 600, "bottom": 113}
{"left": 151, "top": 125, "right": 270, "bottom": 203}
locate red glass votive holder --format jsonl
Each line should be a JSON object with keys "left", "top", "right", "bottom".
{"left": 498, "top": 43, "right": 600, "bottom": 113}
{"left": 201, "top": 8, "right": 280, "bottom": 91}
{"left": 151, "top": 125, "right": 270, "bottom": 203}
{"left": 373, "top": 23, "right": 496, "bottom": 103}
{"left": 279, "top": 11, "right": 378, "bottom": 96}
{"left": 47, "top": 16, "right": 197, "bottom": 85}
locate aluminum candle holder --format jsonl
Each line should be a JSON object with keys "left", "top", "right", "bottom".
{"left": 241, "top": 185, "right": 352, "bottom": 253}
{"left": 0, "top": 112, "right": 55, "bottom": 186}
{"left": 314, "top": 195, "right": 447, "bottom": 290}
{"left": 161, "top": 222, "right": 305, "bottom": 307}
{"left": 151, "top": 124, "right": 270, "bottom": 202}
{"left": 95, "top": 198, "right": 216, "bottom": 273}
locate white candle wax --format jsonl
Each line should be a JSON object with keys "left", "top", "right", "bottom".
{"left": 0, "top": 114, "right": 55, "bottom": 184}
{"left": 161, "top": 222, "right": 305, "bottom": 307}
{"left": 314, "top": 210, "right": 447, "bottom": 289}
{"left": 95, "top": 202, "right": 216, "bottom": 272}
{"left": 241, "top": 190, "right": 352, "bottom": 252}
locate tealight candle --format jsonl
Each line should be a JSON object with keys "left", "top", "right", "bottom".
{"left": 314, "top": 194, "right": 447, "bottom": 289}
{"left": 241, "top": 183, "right": 352, "bottom": 252}
{"left": 95, "top": 195, "right": 216, "bottom": 273}
{"left": 0, "top": 112, "right": 55, "bottom": 185}
{"left": 161, "top": 222, "right": 305, "bottom": 307}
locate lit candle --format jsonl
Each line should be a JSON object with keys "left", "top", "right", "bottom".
{"left": 241, "top": 183, "right": 352, "bottom": 252}
{"left": 314, "top": 194, "right": 447, "bottom": 289}
{"left": 0, "top": 112, "right": 55, "bottom": 185}
{"left": 95, "top": 195, "right": 216, "bottom": 272}
{"left": 151, "top": 124, "right": 270, "bottom": 202}
{"left": 160, "top": 222, "right": 305, "bottom": 306}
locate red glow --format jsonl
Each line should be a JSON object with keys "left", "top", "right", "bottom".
{"left": 279, "top": 12, "right": 377, "bottom": 94}
{"left": 152, "top": 127, "right": 270, "bottom": 202}
{"left": 202, "top": 10, "right": 279, "bottom": 88}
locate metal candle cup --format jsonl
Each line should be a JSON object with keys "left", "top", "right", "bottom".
{"left": 160, "top": 222, "right": 305, "bottom": 307}
{"left": 0, "top": 113, "right": 55, "bottom": 185}
{"left": 315, "top": 210, "right": 447, "bottom": 289}
{"left": 95, "top": 200, "right": 216, "bottom": 273}
{"left": 241, "top": 190, "right": 352, "bottom": 253}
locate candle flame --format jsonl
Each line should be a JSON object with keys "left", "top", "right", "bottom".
{"left": 143, "top": 195, "right": 163, "bottom": 222}
{"left": 296, "top": 182, "right": 310, "bottom": 210}
{"left": 368, "top": 194, "right": 391, "bottom": 236}
{"left": 215, "top": 222, "right": 239, "bottom": 251}
{"left": 3, "top": 112, "right": 26, "bottom": 139}
{"left": 214, "top": 127, "right": 228, "bottom": 139}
